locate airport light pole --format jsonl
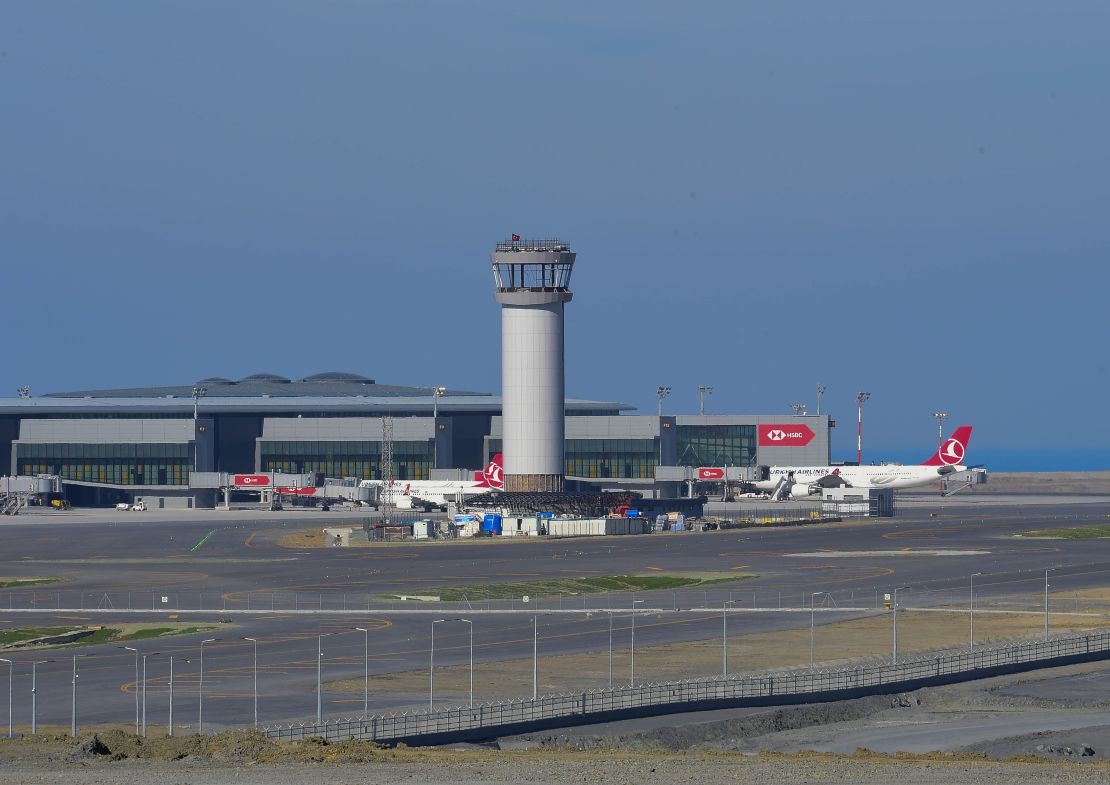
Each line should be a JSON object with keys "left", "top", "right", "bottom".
{"left": 1044, "top": 569, "right": 1052, "bottom": 641}
{"left": 192, "top": 385, "right": 207, "bottom": 473}
{"left": 532, "top": 616, "right": 539, "bottom": 700}
{"left": 71, "top": 654, "right": 87, "bottom": 737}
{"left": 168, "top": 655, "right": 185, "bottom": 737}
{"left": 630, "top": 599, "right": 645, "bottom": 687}
{"left": 810, "top": 592, "right": 827, "bottom": 665}
{"left": 892, "top": 587, "right": 909, "bottom": 664}
{"left": 816, "top": 385, "right": 826, "bottom": 416}
{"left": 790, "top": 402, "right": 805, "bottom": 416}
{"left": 0, "top": 658, "right": 10, "bottom": 738}
{"left": 933, "top": 412, "right": 948, "bottom": 451}
{"left": 31, "top": 659, "right": 53, "bottom": 735}
{"left": 856, "top": 392, "right": 871, "bottom": 465}
{"left": 607, "top": 613, "right": 614, "bottom": 688}
{"left": 140, "top": 652, "right": 158, "bottom": 737}
{"left": 199, "top": 638, "right": 217, "bottom": 733}
{"left": 316, "top": 635, "right": 325, "bottom": 724}
{"left": 122, "top": 646, "right": 139, "bottom": 734}
{"left": 970, "top": 573, "right": 982, "bottom": 651}
{"left": 697, "top": 386, "right": 714, "bottom": 417}
{"left": 244, "top": 638, "right": 258, "bottom": 728}
{"left": 656, "top": 386, "right": 671, "bottom": 417}
{"left": 431, "top": 387, "right": 446, "bottom": 469}
{"left": 723, "top": 600, "right": 738, "bottom": 676}
{"left": 353, "top": 628, "right": 368, "bottom": 717}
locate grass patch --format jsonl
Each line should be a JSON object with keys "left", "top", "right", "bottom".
{"left": 0, "top": 624, "right": 221, "bottom": 650}
{"left": 400, "top": 574, "right": 755, "bottom": 602}
{"left": 0, "top": 577, "right": 59, "bottom": 589}
{"left": 1020, "top": 525, "right": 1110, "bottom": 539}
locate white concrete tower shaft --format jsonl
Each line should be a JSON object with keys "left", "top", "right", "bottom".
{"left": 491, "top": 238, "right": 575, "bottom": 493}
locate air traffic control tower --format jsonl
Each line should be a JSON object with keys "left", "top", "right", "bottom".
{"left": 491, "top": 237, "right": 575, "bottom": 493}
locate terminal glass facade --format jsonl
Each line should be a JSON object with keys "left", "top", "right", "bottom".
{"left": 486, "top": 438, "right": 658, "bottom": 479}
{"left": 16, "top": 443, "right": 192, "bottom": 485}
{"left": 676, "top": 424, "right": 756, "bottom": 467}
{"left": 259, "top": 440, "right": 434, "bottom": 480}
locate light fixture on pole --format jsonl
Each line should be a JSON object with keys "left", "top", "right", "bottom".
{"left": 353, "top": 628, "right": 369, "bottom": 717}
{"left": 790, "top": 402, "right": 806, "bottom": 416}
{"left": 71, "top": 654, "right": 87, "bottom": 737}
{"left": 244, "top": 638, "right": 259, "bottom": 728}
{"left": 1044, "top": 569, "right": 1053, "bottom": 641}
{"left": 970, "top": 573, "right": 982, "bottom": 651}
{"left": 121, "top": 646, "right": 139, "bottom": 734}
{"left": 656, "top": 386, "right": 671, "bottom": 417}
{"left": 816, "top": 385, "right": 826, "bottom": 416}
{"left": 316, "top": 635, "right": 325, "bottom": 724}
{"left": 630, "top": 599, "right": 645, "bottom": 686}
{"left": 431, "top": 386, "right": 447, "bottom": 420}
{"left": 17, "top": 386, "right": 31, "bottom": 398}
{"left": 607, "top": 613, "right": 614, "bottom": 688}
{"left": 933, "top": 411, "right": 948, "bottom": 451}
{"left": 856, "top": 391, "right": 871, "bottom": 465}
{"left": 697, "top": 386, "right": 714, "bottom": 417}
{"left": 140, "top": 652, "right": 158, "bottom": 737}
{"left": 31, "top": 659, "right": 54, "bottom": 736}
{"left": 431, "top": 387, "right": 447, "bottom": 470}
{"left": 192, "top": 386, "right": 207, "bottom": 473}
{"left": 199, "top": 638, "right": 217, "bottom": 733}
{"left": 723, "top": 600, "right": 738, "bottom": 676}
{"left": 892, "top": 587, "right": 909, "bottom": 664}
{"left": 0, "top": 658, "right": 11, "bottom": 739}
{"left": 810, "top": 592, "right": 827, "bottom": 665}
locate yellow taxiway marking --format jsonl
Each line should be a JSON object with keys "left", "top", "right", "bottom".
{"left": 244, "top": 532, "right": 258, "bottom": 548}
{"left": 644, "top": 566, "right": 664, "bottom": 571}
{"left": 55, "top": 615, "right": 92, "bottom": 621}
{"left": 731, "top": 565, "right": 750, "bottom": 570}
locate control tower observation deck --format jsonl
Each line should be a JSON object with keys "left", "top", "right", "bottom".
{"left": 491, "top": 238, "right": 576, "bottom": 493}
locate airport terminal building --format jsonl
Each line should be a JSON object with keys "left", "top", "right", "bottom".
{"left": 0, "top": 373, "right": 830, "bottom": 507}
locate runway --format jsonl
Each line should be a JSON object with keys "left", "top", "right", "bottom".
{"left": 2, "top": 493, "right": 1110, "bottom": 732}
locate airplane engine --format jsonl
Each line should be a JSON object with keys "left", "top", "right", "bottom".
{"left": 789, "top": 483, "right": 820, "bottom": 498}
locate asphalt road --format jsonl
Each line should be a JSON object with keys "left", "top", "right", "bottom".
{"left": 2, "top": 493, "right": 1110, "bottom": 733}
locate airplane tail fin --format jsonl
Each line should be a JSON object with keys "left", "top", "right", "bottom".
{"left": 921, "top": 426, "right": 973, "bottom": 467}
{"left": 473, "top": 453, "right": 504, "bottom": 489}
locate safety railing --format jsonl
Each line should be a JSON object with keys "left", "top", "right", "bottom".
{"left": 261, "top": 629, "right": 1110, "bottom": 744}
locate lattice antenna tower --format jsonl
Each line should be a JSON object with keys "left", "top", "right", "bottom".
{"left": 380, "top": 415, "right": 395, "bottom": 510}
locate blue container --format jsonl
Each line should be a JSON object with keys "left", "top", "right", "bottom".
{"left": 625, "top": 509, "right": 640, "bottom": 518}
{"left": 482, "top": 513, "right": 503, "bottom": 534}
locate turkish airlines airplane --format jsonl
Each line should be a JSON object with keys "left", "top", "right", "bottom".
{"left": 753, "top": 426, "right": 973, "bottom": 498}
{"left": 360, "top": 454, "right": 504, "bottom": 510}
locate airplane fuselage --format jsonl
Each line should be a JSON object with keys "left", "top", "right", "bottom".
{"left": 754, "top": 464, "right": 964, "bottom": 492}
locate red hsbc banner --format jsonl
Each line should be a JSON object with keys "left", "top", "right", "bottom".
{"left": 697, "top": 467, "right": 725, "bottom": 480}
{"left": 758, "top": 424, "right": 815, "bottom": 447}
{"left": 233, "top": 475, "right": 272, "bottom": 487}
{"left": 276, "top": 487, "right": 317, "bottom": 496}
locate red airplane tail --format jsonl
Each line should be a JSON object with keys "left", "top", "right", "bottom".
{"left": 473, "top": 453, "right": 504, "bottom": 489}
{"left": 921, "top": 426, "right": 973, "bottom": 467}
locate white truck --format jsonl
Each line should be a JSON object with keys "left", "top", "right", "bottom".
{"left": 115, "top": 501, "right": 147, "bottom": 512}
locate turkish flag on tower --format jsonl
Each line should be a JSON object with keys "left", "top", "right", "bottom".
{"left": 511, "top": 233, "right": 521, "bottom": 242}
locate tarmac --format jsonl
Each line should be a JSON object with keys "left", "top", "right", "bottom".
{"left": 2, "top": 491, "right": 1110, "bottom": 738}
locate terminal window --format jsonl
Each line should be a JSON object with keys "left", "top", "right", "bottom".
{"left": 16, "top": 442, "right": 192, "bottom": 485}
{"left": 675, "top": 425, "right": 756, "bottom": 467}
{"left": 259, "top": 439, "right": 433, "bottom": 480}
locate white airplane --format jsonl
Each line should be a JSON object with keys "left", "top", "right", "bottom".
{"left": 360, "top": 454, "right": 504, "bottom": 510}
{"left": 753, "top": 426, "right": 973, "bottom": 499}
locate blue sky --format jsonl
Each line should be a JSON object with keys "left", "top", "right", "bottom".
{"left": 2, "top": 2, "right": 1108, "bottom": 465}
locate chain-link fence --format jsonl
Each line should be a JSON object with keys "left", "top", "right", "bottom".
{"left": 262, "top": 630, "right": 1110, "bottom": 745}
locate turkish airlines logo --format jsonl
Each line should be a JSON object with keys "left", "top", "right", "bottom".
{"left": 758, "top": 424, "right": 815, "bottom": 447}
{"left": 483, "top": 459, "right": 504, "bottom": 489}
{"left": 939, "top": 437, "right": 965, "bottom": 466}
{"left": 234, "top": 475, "right": 270, "bottom": 487}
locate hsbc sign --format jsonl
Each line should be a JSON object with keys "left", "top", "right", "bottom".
{"left": 697, "top": 467, "right": 725, "bottom": 480}
{"left": 758, "top": 424, "right": 815, "bottom": 447}
{"left": 233, "top": 475, "right": 272, "bottom": 487}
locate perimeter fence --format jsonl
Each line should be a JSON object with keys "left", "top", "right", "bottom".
{"left": 261, "top": 629, "right": 1110, "bottom": 745}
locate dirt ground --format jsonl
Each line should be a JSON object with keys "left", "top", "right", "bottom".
{"left": 328, "top": 607, "right": 1105, "bottom": 704}
{"left": 970, "top": 471, "right": 1110, "bottom": 495}
{"left": 3, "top": 728, "right": 1110, "bottom": 785}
